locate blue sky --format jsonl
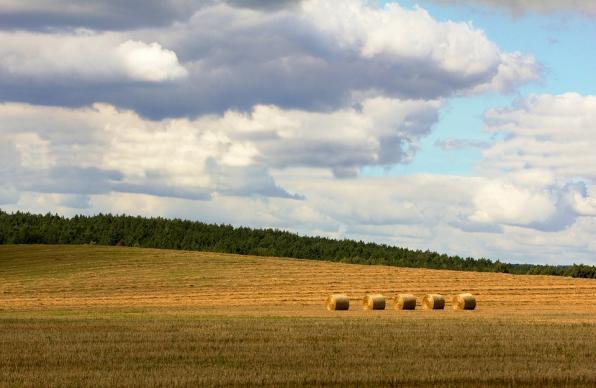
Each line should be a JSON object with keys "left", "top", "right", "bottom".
{"left": 1, "top": 0, "right": 595, "bottom": 265}
{"left": 373, "top": 0, "right": 596, "bottom": 177}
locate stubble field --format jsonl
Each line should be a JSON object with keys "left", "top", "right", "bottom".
{"left": 1, "top": 245, "right": 595, "bottom": 386}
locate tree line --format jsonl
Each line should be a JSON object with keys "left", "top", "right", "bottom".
{"left": 0, "top": 209, "right": 594, "bottom": 278}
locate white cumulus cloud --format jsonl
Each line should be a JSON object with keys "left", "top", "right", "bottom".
{"left": 481, "top": 93, "right": 596, "bottom": 180}
{"left": 0, "top": 31, "right": 187, "bottom": 82}
{"left": 301, "top": 0, "right": 539, "bottom": 92}
{"left": 116, "top": 40, "right": 188, "bottom": 82}
{"left": 470, "top": 180, "right": 557, "bottom": 225}
{"left": 464, "top": 93, "right": 596, "bottom": 233}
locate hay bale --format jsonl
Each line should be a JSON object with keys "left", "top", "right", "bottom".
{"left": 363, "top": 294, "right": 385, "bottom": 310}
{"left": 422, "top": 294, "right": 445, "bottom": 310}
{"left": 395, "top": 293, "right": 416, "bottom": 310}
{"left": 452, "top": 293, "right": 476, "bottom": 310}
{"left": 326, "top": 294, "right": 350, "bottom": 311}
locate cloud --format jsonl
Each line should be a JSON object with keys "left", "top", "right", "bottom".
{"left": 304, "top": 1, "right": 504, "bottom": 80}
{"left": 464, "top": 93, "right": 596, "bottom": 232}
{"left": 275, "top": 173, "right": 479, "bottom": 227}
{"left": 0, "top": 0, "right": 192, "bottom": 31}
{"left": 0, "top": 96, "right": 439, "bottom": 203}
{"left": 481, "top": 93, "right": 596, "bottom": 180}
{"left": 0, "top": 141, "right": 20, "bottom": 204}
{"left": 56, "top": 194, "right": 92, "bottom": 209}
{"left": 0, "top": 1, "right": 539, "bottom": 119}
{"left": 116, "top": 40, "right": 188, "bottom": 81}
{"left": 0, "top": 31, "right": 187, "bottom": 83}
{"left": 435, "top": 138, "right": 489, "bottom": 151}
{"left": 224, "top": 0, "right": 302, "bottom": 10}
{"left": 6, "top": 93, "right": 595, "bottom": 262}
{"left": 243, "top": 98, "right": 441, "bottom": 175}
{"left": 4, "top": 123, "right": 596, "bottom": 265}
{"left": 469, "top": 52, "right": 542, "bottom": 94}
{"left": 468, "top": 179, "right": 588, "bottom": 231}
{"left": 269, "top": 172, "right": 596, "bottom": 263}
{"left": 0, "top": 0, "right": 302, "bottom": 32}
{"left": 110, "top": 183, "right": 212, "bottom": 201}
{"left": 423, "top": 0, "right": 596, "bottom": 16}
{"left": 449, "top": 220, "right": 503, "bottom": 234}
{"left": 7, "top": 173, "right": 596, "bottom": 265}
{"left": 18, "top": 166, "right": 124, "bottom": 195}
{"left": 204, "top": 160, "right": 304, "bottom": 199}
{"left": 2, "top": 1, "right": 592, "bottom": 266}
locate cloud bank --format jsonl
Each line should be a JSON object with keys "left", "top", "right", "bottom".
{"left": 0, "top": 96, "right": 440, "bottom": 199}
{"left": 3, "top": 92, "right": 596, "bottom": 264}
{"left": 0, "top": 0, "right": 539, "bottom": 118}
{"left": 1, "top": 1, "right": 593, "bottom": 265}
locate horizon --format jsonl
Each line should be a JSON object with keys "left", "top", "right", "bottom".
{"left": 4, "top": 208, "right": 596, "bottom": 269}
{"left": 1, "top": 0, "right": 595, "bottom": 265}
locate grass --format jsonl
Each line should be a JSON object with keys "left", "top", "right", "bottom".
{"left": 1, "top": 245, "right": 595, "bottom": 387}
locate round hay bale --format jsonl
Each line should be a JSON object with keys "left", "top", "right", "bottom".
{"left": 422, "top": 294, "right": 445, "bottom": 310}
{"left": 395, "top": 293, "right": 416, "bottom": 310}
{"left": 363, "top": 294, "right": 385, "bottom": 310}
{"left": 452, "top": 293, "right": 476, "bottom": 310}
{"left": 326, "top": 294, "right": 350, "bottom": 311}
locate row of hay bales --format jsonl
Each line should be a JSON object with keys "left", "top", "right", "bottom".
{"left": 326, "top": 293, "right": 476, "bottom": 311}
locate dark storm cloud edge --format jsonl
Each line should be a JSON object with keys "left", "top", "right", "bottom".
{"left": 0, "top": 0, "right": 302, "bottom": 31}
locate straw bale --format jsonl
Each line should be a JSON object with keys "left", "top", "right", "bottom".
{"left": 363, "top": 294, "right": 385, "bottom": 310}
{"left": 422, "top": 294, "right": 445, "bottom": 310}
{"left": 452, "top": 293, "right": 476, "bottom": 310}
{"left": 395, "top": 293, "right": 416, "bottom": 310}
{"left": 326, "top": 294, "right": 350, "bottom": 310}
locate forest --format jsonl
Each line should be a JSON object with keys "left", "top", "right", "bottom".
{"left": 0, "top": 209, "right": 594, "bottom": 278}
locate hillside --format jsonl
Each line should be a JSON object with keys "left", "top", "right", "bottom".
{"left": 1, "top": 245, "right": 595, "bottom": 387}
{"left": 1, "top": 210, "right": 595, "bottom": 278}
{"left": 2, "top": 245, "right": 595, "bottom": 318}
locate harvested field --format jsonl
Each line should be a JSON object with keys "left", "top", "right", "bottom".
{"left": 1, "top": 245, "right": 595, "bottom": 318}
{"left": 1, "top": 245, "right": 595, "bottom": 387}
{"left": 1, "top": 315, "right": 594, "bottom": 387}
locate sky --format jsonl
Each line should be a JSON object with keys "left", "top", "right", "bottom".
{"left": 1, "top": 0, "right": 595, "bottom": 265}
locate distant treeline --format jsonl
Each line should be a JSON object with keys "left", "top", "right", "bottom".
{"left": 1, "top": 210, "right": 595, "bottom": 278}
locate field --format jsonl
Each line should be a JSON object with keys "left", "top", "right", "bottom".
{"left": 1, "top": 245, "right": 595, "bottom": 386}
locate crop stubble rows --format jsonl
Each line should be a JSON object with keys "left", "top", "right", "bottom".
{"left": 1, "top": 245, "right": 595, "bottom": 387}
{"left": 1, "top": 316, "right": 594, "bottom": 387}
{"left": 1, "top": 245, "right": 595, "bottom": 319}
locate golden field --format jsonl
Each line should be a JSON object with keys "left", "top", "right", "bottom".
{"left": 1, "top": 245, "right": 595, "bottom": 318}
{"left": 1, "top": 245, "right": 595, "bottom": 387}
